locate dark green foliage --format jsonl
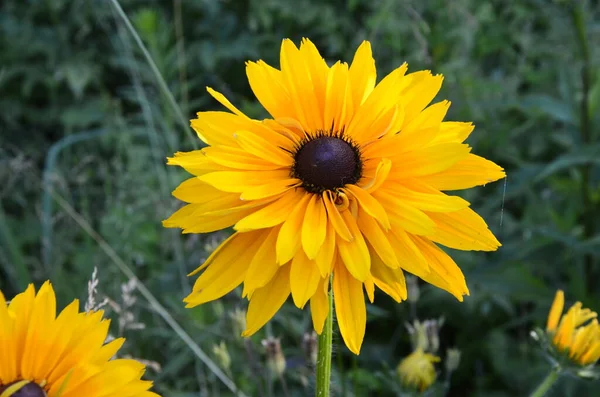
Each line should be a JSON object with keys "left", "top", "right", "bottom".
{"left": 1, "top": 0, "right": 599, "bottom": 395}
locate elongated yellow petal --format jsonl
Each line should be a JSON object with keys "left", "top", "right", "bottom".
{"left": 315, "top": 222, "right": 337, "bottom": 276}
{"left": 337, "top": 210, "right": 371, "bottom": 281}
{"left": 207, "top": 87, "right": 247, "bottom": 118}
{"left": 199, "top": 169, "right": 291, "bottom": 193}
{"left": 324, "top": 61, "right": 352, "bottom": 133}
{"left": 240, "top": 179, "right": 301, "bottom": 200}
{"left": 411, "top": 235, "right": 469, "bottom": 300}
{"left": 234, "top": 129, "right": 294, "bottom": 166}
{"left": 290, "top": 251, "right": 321, "bottom": 309}
{"left": 246, "top": 60, "right": 292, "bottom": 119}
{"left": 344, "top": 184, "right": 390, "bottom": 229}
{"left": 302, "top": 194, "right": 328, "bottom": 259}
{"left": 356, "top": 211, "right": 399, "bottom": 268}
{"left": 243, "top": 227, "right": 281, "bottom": 296}
{"left": 276, "top": 193, "right": 312, "bottom": 264}
{"left": 428, "top": 208, "right": 501, "bottom": 251}
{"left": 546, "top": 290, "right": 564, "bottom": 332}
{"left": 184, "top": 231, "right": 265, "bottom": 306}
{"left": 235, "top": 189, "right": 304, "bottom": 232}
{"left": 243, "top": 265, "right": 291, "bottom": 336}
{"left": 323, "top": 191, "right": 353, "bottom": 241}
{"left": 420, "top": 154, "right": 505, "bottom": 190}
{"left": 310, "top": 277, "right": 330, "bottom": 334}
{"left": 374, "top": 190, "right": 435, "bottom": 235}
{"left": 203, "top": 146, "right": 286, "bottom": 170}
{"left": 370, "top": 248, "right": 407, "bottom": 302}
{"left": 333, "top": 263, "right": 366, "bottom": 354}
{"left": 349, "top": 41, "right": 376, "bottom": 107}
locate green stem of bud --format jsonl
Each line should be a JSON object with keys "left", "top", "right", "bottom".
{"left": 315, "top": 276, "right": 334, "bottom": 397}
{"left": 529, "top": 366, "right": 561, "bottom": 397}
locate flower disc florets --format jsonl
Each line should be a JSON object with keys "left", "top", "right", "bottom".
{"left": 292, "top": 132, "right": 362, "bottom": 194}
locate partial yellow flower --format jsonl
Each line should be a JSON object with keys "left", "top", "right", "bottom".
{"left": 0, "top": 282, "right": 160, "bottom": 397}
{"left": 164, "top": 38, "right": 505, "bottom": 354}
{"left": 397, "top": 348, "right": 440, "bottom": 392}
{"left": 546, "top": 290, "right": 600, "bottom": 366}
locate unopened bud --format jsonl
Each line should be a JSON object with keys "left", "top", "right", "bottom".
{"left": 262, "top": 337, "right": 286, "bottom": 376}
{"left": 229, "top": 308, "right": 246, "bottom": 338}
{"left": 302, "top": 331, "right": 318, "bottom": 367}
{"left": 445, "top": 348, "right": 461, "bottom": 373}
{"left": 406, "top": 318, "right": 443, "bottom": 353}
{"left": 212, "top": 341, "right": 231, "bottom": 372}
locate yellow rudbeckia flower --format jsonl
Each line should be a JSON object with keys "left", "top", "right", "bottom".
{"left": 546, "top": 290, "right": 600, "bottom": 366}
{"left": 0, "top": 282, "right": 160, "bottom": 397}
{"left": 164, "top": 38, "right": 505, "bottom": 354}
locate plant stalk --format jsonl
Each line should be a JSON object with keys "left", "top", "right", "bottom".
{"left": 572, "top": 0, "right": 595, "bottom": 293}
{"left": 316, "top": 278, "right": 334, "bottom": 397}
{"left": 528, "top": 366, "right": 561, "bottom": 397}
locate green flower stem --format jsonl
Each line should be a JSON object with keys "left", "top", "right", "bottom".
{"left": 529, "top": 366, "right": 561, "bottom": 397}
{"left": 316, "top": 278, "right": 334, "bottom": 397}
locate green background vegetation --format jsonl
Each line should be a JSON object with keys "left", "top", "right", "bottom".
{"left": 1, "top": 0, "right": 599, "bottom": 395}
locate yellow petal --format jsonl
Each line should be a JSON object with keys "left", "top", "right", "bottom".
{"left": 420, "top": 154, "right": 506, "bottom": 190}
{"left": 167, "top": 150, "right": 229, "bottom": 175}
{"left": 357, "top": 211, "right": 399, "bottom": 268}
{"left": 243, "top": 227, "right": 281, "bottom": 296}
{"left": 246, "top": 60, "right": 291, "bottom": 119}
{"left": 324, "top": 61, "right": 352, "bottom": 133}
{"left": 310, "top": 277, "right": 330, "bottom": 334}
{"left": 360, "top": 158, "right": 392, "bottom": 194}
{"left": 337, "top": 210, "right": 371, "bottom": 281}
{"left": 383, "top": 183, "right": 470, "bottom": 213}
{"left": 374, "top": 190, "right": 435, "bottom": 235}
{"left": 234, "top": 129, "right": 294, "bottom": 166}
{"left": 21, "top": 281, "right": 56, "bottom": 380}
{"left": 315, "top": 222, "right": 337, "bottom": 276}
{"left": 349, "top": 41, "right": 376, "bottom": 107}
{"left": 388, "top": 228, "right": 429, "bottom": 274}
{"left": 235, "top": 189, "right": 304, "bottom": 232}
{"left": 290, "top": 250, "right": 321, "bottom": 309}
{"left": 240, "top": 179, "right": 301, "bottom": 200}
{"left": 207, "top": 86, "right": 247, "bottom": 118}
{"left": 184, "top": 231, "right": 265, "bottom": 307}
{"left": 276, "top": 193, "right": 312, "bottom": 264}
{"left": 199, "top": 169, "right": 291, "bottom": 193}
{"left": 172, "top": 177, "right": 228, "bottom": 203}
{"left": 428, "top": 208, "right": 501, "bottom": 251}
{"left": 203, "top": 145, "right": 286, "bottom": 170}
{"left": 389, "top": 143, "right": 471, "bottom": 179}
{"left": 300, "top": 38, "right": 330, "bottom": 117}
{"left": 546, "top": 290, "right": 565, "bottom": 332}
{"left": 344, "top": 184, "right": 390, "bottom": 229}
{"left": 410, "top": 235, "right": 469, "bottom": 300}
{"left": 348, "top": 63, "right": 408, "bottom": 144}
{"left": 243, "top": 265, "right": 291, "bottom": 336}
{"left": 280, "top": 39, "right": 323, "bottom": 131}
{"left": 302, "top": 194, "right": 327, "bottom": 259}
{"left": 371, "top": 248, "right": 407, "bottom": 302}
{"left": 400, "top": 72, "right": 443, "bottom": 125}
{"left": 333, "top": 263, "right": 366, "bottom": 354}
{"left": 431, "top": 121, "right": 475, "bottom": 144}
{"left": 323, "top": 191, "right": 352, "bottom": 241}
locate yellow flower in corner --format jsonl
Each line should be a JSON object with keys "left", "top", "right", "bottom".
{"left": 546, "top": 290, "right": 600, "bottom": 366}
{"left": 397, "top": 348, "right": 440, "bottom": 392}
{"left": 0, "top": 282, "right": 160, "bottom": 397}
{"left": 164, "top": 38, "right": 505, "bottom": 354}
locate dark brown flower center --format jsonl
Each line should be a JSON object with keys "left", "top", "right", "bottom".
{"left": 292, "top": 136, "right": 362, "bottom": 193}
{"left": 0, "top": 381, "right": 47, "bottom": 397}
